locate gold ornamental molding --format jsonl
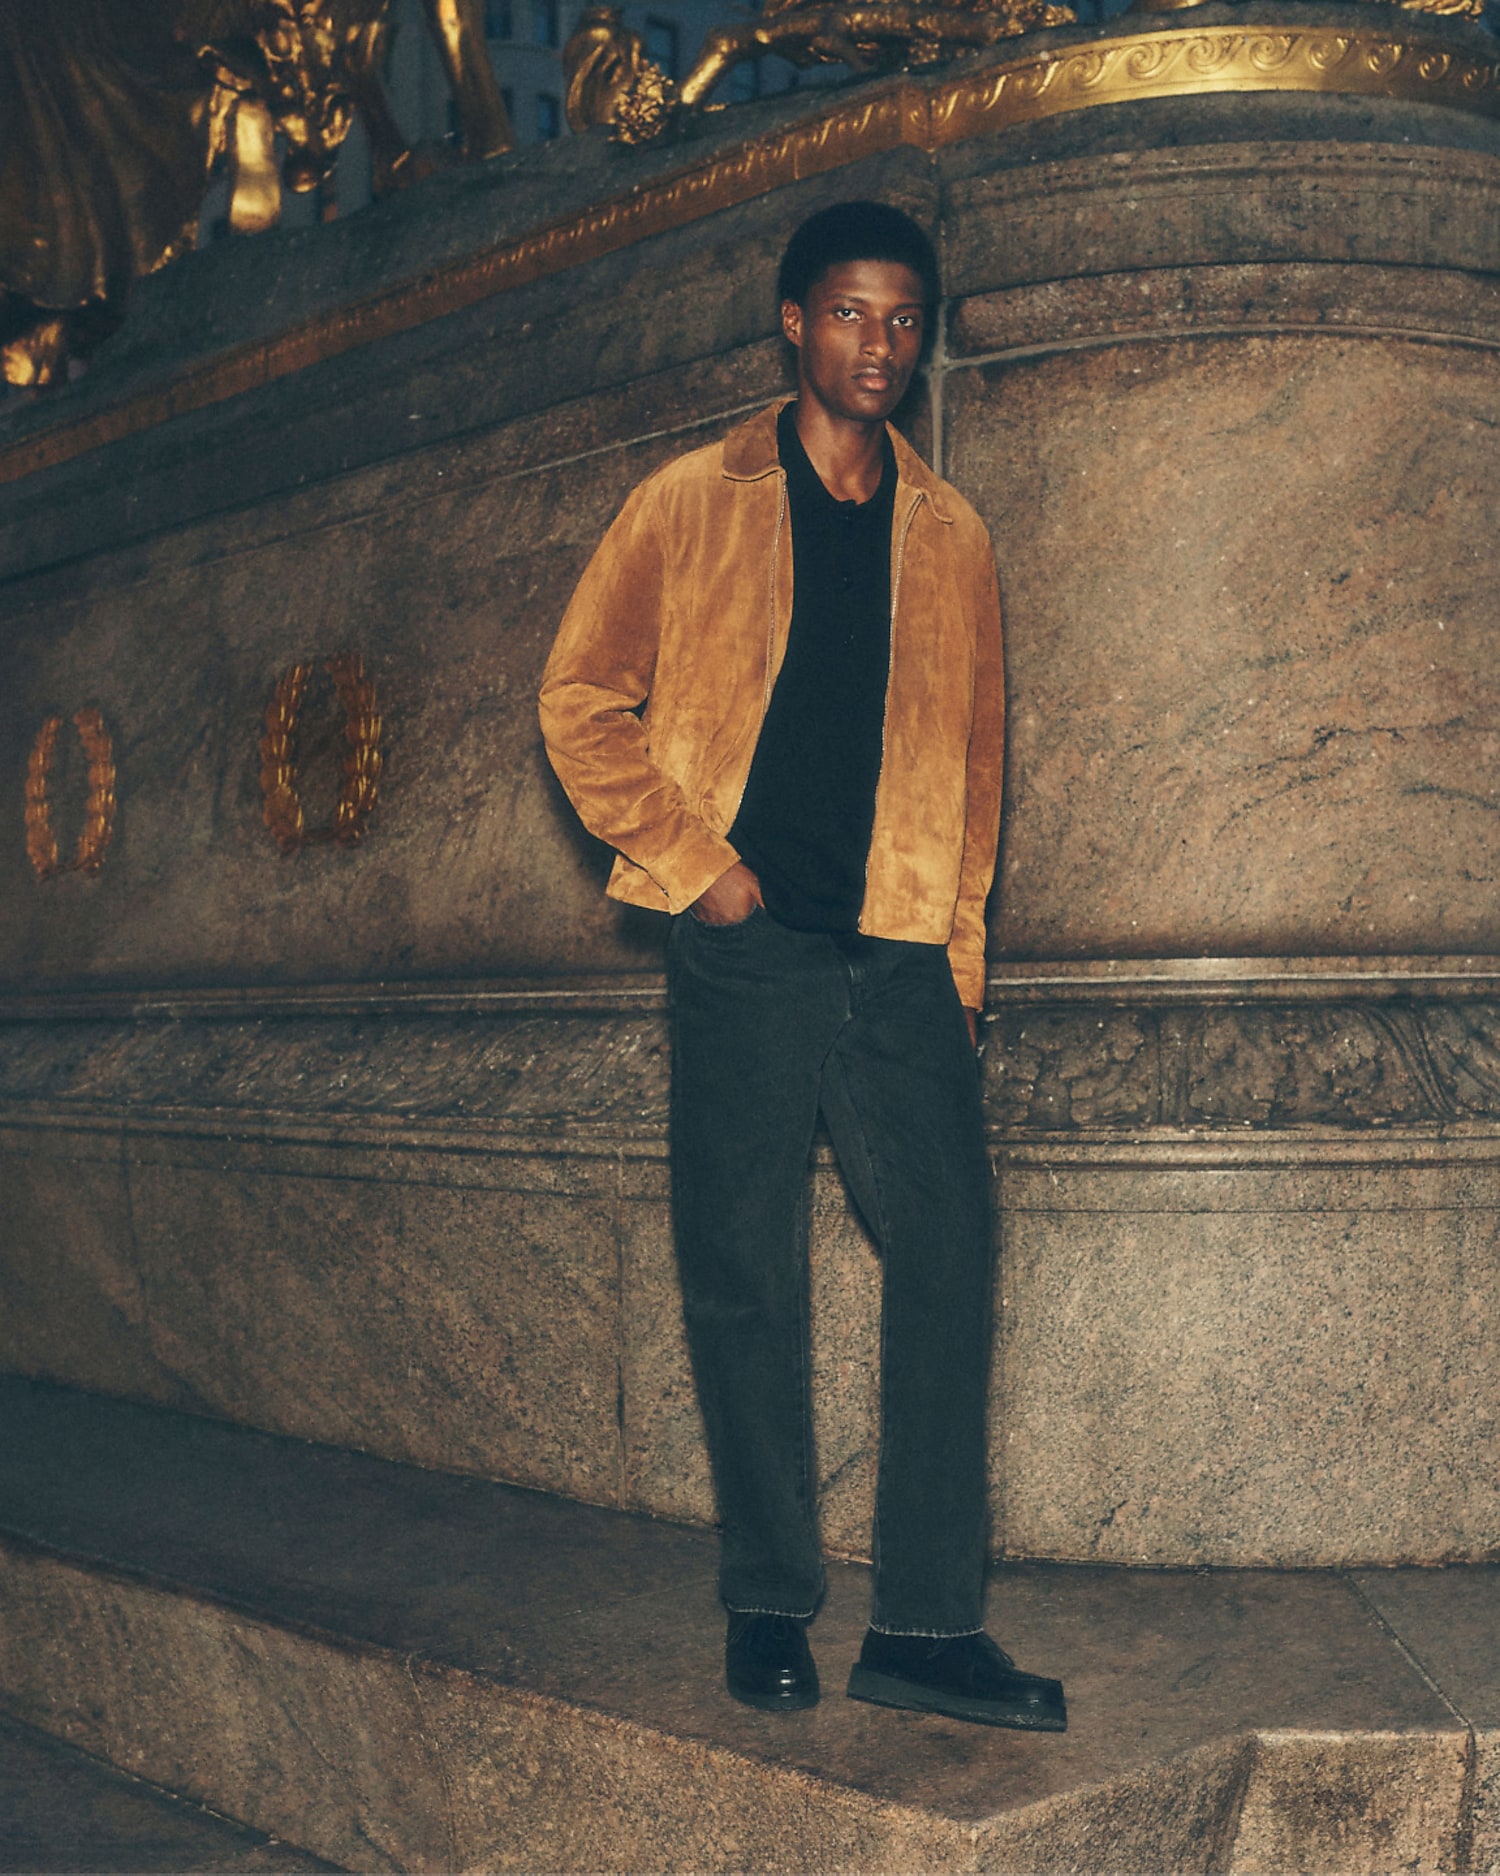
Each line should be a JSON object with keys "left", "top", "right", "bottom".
{"left": 259, "top": 652, "right": 383, "bottom": 853}
{"left": 25, "top": 708, "right": 117, "bottom": 882}
{"left": 3, "top": 20, "right": 1499, "bottom": 492}
{"left": 927, "top": 23, "right": 1500, "bottom": 141}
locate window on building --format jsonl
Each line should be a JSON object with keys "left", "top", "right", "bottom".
{"left": 536, "top": 92, "right": 561, "bottom": 139}
{"left": 644, "top": 16, "right": 679, "bottom": 77}
{"left": 533, "top": 0, "right": 559, "bottom": 46}
{"left": 485, "top": 0, "right": 512, "bottom": 36}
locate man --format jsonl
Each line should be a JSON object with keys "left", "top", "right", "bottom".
{"left": 539, "top": 201, "right": 1065, "bottom": 1732}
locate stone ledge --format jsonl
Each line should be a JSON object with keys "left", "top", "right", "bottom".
{"left": 8, "top": 1104, "right": 1500, "bottom": 1176}
{"left": 949, "top": 261, "right": 1500, "bottom": 361}
{"left": 4, "top": 956, "right": 1499, "bottom": 1018}
{"left": 946, "top": 138, "right": 1500, "bottom": 295}
{"left": 0, "top": 1378, "right": 1493, "bottom": 1874}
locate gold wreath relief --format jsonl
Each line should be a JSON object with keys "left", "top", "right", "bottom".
{"left": 25, "top": 707, "right": 117, "bottom": 882}
{"left": 259, "top": 651, "right": 383, "bottom": 853}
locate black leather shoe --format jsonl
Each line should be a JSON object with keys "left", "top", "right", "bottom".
{"left": 846, "top": 1629, "right": 1066, "bottom": 1731}
{"left": 725, "top": 1613, "right": 820, "bottom": 1712}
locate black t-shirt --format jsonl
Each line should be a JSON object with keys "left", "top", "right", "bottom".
{"left": 729, "top": 405, "right": 897, "bottom": 932}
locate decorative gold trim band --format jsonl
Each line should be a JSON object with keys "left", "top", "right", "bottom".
{"left": 3, "top": 21, "right": 1497, "bottom": 492}
{"left": 931, "top": 24, "right": 1500, "bottom": 142}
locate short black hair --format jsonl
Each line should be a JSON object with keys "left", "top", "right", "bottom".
{"left": 777, "top": 201, "right": 940, "bottom": 310}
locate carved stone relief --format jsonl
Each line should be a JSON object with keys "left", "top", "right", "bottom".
{"left": 0, "top": 1012, "right": 671, "bottom": 1133}
{"left": 984, "top": 1002, "right": 1500, "bottom": 1132}
{"left": 2, "top": 996, "right": 1499, "bottom": 1140}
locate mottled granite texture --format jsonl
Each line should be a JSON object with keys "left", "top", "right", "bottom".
{"left": 0, "top": 1378, "right": 1491, "bottom": 1874}
{"left": 953, "top": 329, "right": 1500, "bottom": 961}
{"left": 998, "top": 1159, "right": 1500, "bottom": 1566}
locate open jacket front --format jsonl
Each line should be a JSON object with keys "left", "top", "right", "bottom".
{"left": 538, "top": 400, "right": 1006, "bottom": 1009}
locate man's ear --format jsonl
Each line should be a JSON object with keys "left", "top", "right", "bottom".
{"left": 780, "top": 298, "right": 802, "bottom": 348}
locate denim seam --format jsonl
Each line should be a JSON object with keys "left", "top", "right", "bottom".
{"left": 791, "top": 1175, "right": 825, "bottom": 1610}
{"left": 726, "top": 1604, "right": 818, "bottom": 1620}
{"left": 827, "top": 1038, "right": 900, "bottom": 1624}
{"left": 867, "top": 1623, "right": 984, "bottom": 1639}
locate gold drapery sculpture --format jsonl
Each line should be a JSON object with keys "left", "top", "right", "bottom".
{"left": 565, "top": 8, "right": 685, "bottom": 143}
{"left": 0, "top": 0, "right": 513, "bottom": 388}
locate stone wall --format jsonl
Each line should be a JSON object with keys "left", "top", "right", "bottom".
{"left": 2, "top": 4, "right": 1499, "bottom": 1565}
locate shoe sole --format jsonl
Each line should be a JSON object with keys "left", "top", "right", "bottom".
{"left": 846, "top": 1665, "right": 1066, "bottom": 1731}
{"left": 726, "top": 1680, "right": 820, "bottom": 1712}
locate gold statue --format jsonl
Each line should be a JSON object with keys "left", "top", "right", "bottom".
{"left": 0, "top": 0, "right": 514, "bottom": 388}
{"left": 565, "top": 6, "right": 680, "bottom": 140}
{"left": 564, "top": 0, "right": 1075, "bottom": 141}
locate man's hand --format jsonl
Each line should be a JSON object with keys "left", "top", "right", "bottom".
{"left": 964, "top": 1008, "right": 979, "bottom": 1050}
{"left": 689, "top": 861, "right": 764, "bottom": 926}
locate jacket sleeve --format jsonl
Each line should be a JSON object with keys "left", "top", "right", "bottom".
{"left": 538, "top": 474, "right": 741, "bottom": 913}
{"left": 946, "top": 531, "right": 1005, "bottom": 1012}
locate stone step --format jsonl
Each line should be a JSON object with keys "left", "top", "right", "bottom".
{"left": 1, "top": 1376, "right": 1498, "bottom": 1873}
{"left": 0, "top": 1710, "right": 335, "bottom": 1874}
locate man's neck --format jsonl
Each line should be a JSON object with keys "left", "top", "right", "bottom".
{"left": 792, "top": 400, "right": 888, "bottom": 504}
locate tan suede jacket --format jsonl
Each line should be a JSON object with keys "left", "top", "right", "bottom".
{"left": 539, "top": 401, "right": 1005, "bottom": 1009}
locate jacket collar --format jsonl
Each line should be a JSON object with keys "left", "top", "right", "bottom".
{"left": 721, "top": 398, "right": 955, "bottom": 525}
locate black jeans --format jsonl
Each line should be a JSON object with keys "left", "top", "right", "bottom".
{"left": 667, "top": 907, "right": 993, "bottom": 1636}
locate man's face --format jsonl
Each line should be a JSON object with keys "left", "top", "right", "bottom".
{"left": 781, "top": 259, "right": 927, "bottom": 428}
